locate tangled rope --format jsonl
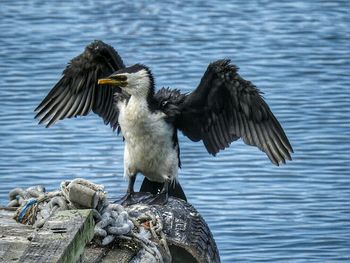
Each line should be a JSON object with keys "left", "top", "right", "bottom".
{"left": 7, "top": 179, "right": 171, "bottom": 262}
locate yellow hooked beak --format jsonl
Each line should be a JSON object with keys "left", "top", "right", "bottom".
{"left": 98, "top": 75, "right": 128, "bottom": 87}
{"left": 98, "top": 79, "right": 119, "bottom": 85}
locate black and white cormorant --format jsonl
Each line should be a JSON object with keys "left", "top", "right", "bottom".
{"left": 35, "top": 40, "right": 293, "bottom": 204}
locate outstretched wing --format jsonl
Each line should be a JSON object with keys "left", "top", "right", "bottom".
{"left": 176, "top": 59, "right": 293, "bottom": 165}
{"left": 35, "top": 40, "right": 125, "bottom": 130}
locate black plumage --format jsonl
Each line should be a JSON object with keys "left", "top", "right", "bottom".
{"left": 35, "top": 40, "right": 293, "bottom": 201}
{"left": 35, "top": 40, "right": 125, "bottom": 130}
{"left": 175, "top": 60, "right": 293, "bottom": 165}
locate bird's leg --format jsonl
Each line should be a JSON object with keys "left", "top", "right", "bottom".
{"left": 116, "top": 174, "right": 137, "bottom": 206}
{"left": 127, "top": 174, "right": 136, "bottom": 194}
{"left": 160, "top": 180, "right": 169, "bottom": 195}
{"left": 148, "top": 180, "right": 169, "bottom": 205}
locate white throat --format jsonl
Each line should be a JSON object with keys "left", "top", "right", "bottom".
{"left": 124, "top": 69, "right": 151, "bottom": 98}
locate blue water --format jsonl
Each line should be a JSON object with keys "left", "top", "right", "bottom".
{"left": 1, "top": 0, "right": 350, "bottom": 262}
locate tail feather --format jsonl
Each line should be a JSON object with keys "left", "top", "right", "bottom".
{"left": 140, "top": 178, "right": 187, "bottom": 202}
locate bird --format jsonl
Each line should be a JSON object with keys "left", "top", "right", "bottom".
{"left": 35, "top": 40, "right": 293, "bottom": 205}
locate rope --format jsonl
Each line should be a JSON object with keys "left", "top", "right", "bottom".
{"left": 15, "top": 198, "right": 37, "bottom": 224}
{"left": 7, "top": 179, "right": 171, "bottom": 262}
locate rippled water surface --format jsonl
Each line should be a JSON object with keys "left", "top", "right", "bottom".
{"left": 1, "top": 1, "right": 350, "bottom": 262}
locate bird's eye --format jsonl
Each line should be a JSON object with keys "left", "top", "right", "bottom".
{"left": 162, "top": 101, "right": 168, "bottom": 107}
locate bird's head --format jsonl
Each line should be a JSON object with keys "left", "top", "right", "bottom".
{"left": 98, "top": 64, "right": 154, "bottom": 97}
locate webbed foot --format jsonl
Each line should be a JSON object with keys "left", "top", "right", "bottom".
{"left": 147, "top": 192, "right": 169, "bottom": 205}
{"left": 114, "top": 192, "right": 157, "bottom": 206}
{"left": 114, "top": 192, "right": 136, "bottom": 206}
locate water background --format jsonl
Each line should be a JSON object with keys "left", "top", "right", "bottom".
{"left": 1, "top": 1, "right": 349, "bottom": 262}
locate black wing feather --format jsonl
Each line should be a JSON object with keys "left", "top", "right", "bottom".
{"left": 153, "top": 87, "right": 187, "bottom": 123}
{"left": 176, "top": 59, "right": 293, "bottom": 165}
{"left": 35, "top": 40, "right": 125, "bottom": 129}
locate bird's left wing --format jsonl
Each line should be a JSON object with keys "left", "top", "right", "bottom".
{"left": 176, "top": 59, "right": 293, "bottom": 165}
{"left": 35, "top": 40, "right": 125, "bottom": 130}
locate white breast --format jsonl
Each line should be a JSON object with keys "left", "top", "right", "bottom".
{"left": 118, "top": 96, "right": 178, "bottom": 183}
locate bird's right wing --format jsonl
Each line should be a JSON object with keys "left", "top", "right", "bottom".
{"left": 35, "top": 40, "right": 125, "bottom": 130}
